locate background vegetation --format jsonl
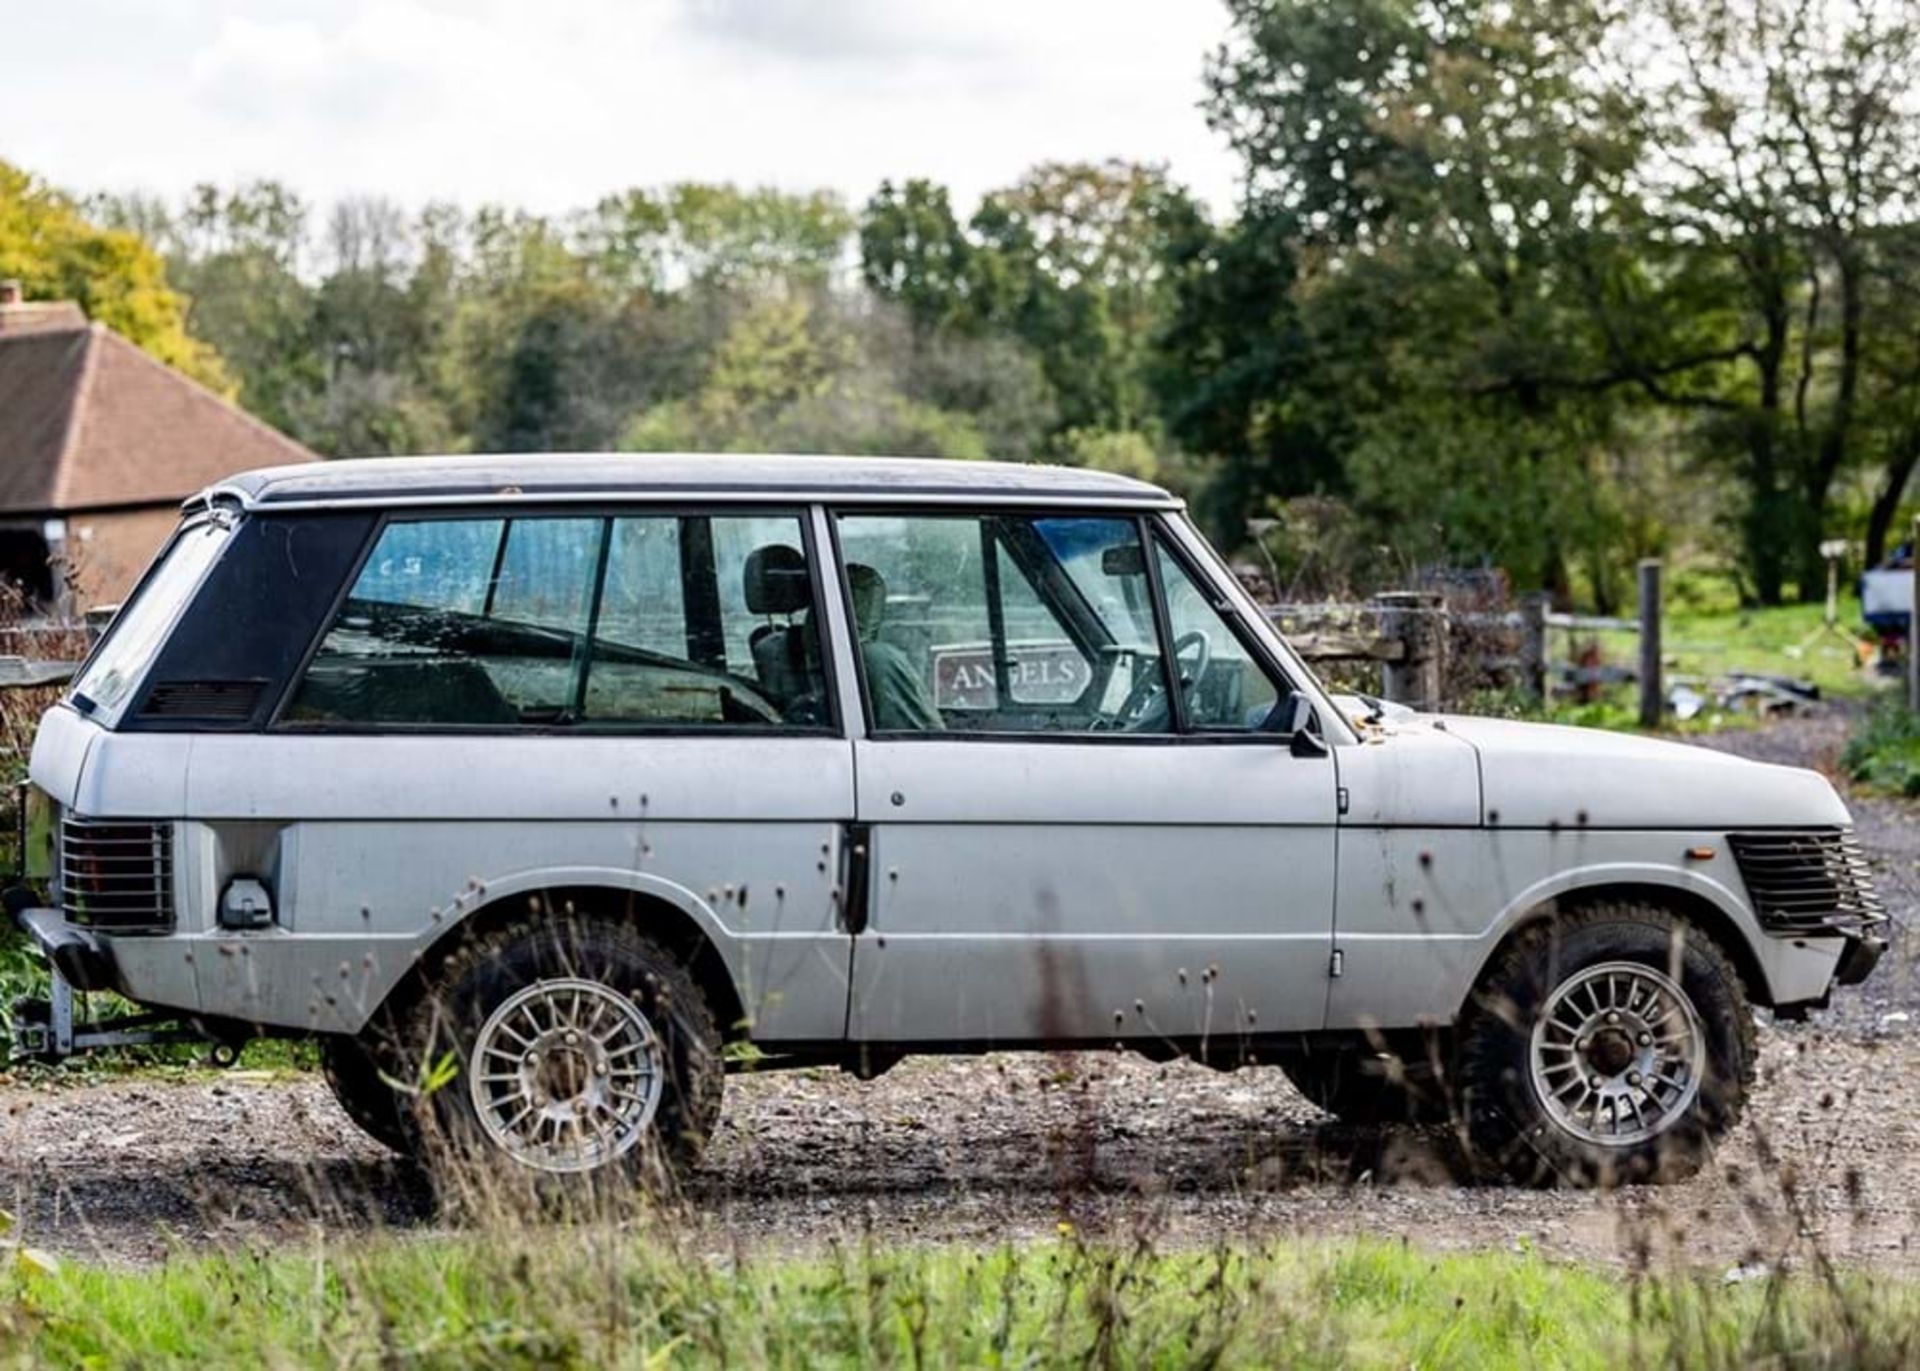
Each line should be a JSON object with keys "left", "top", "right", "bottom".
{"left": 4, "top": 0, "right": 1919, "bottom": 612}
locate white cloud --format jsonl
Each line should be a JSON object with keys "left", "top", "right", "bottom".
{"left": 0, "top": 0, "right": 1241, "bottom": 217}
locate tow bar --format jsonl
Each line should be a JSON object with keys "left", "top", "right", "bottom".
{"left": 9, "top": 968, "right": 228, "bottom": 1064}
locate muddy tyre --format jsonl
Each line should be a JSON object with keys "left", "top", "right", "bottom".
{"left": 388, "top": 918, "right": 724, "bottom": 1188}
{"left": 1280, "top": 1036, "right": 1451, "bottom": 1125}
{"left": 320, "top": 1033, "right": 416, "bottom": 1156}
{"left": 1457, "top": 903, "right": 1755, "bottom": 1187}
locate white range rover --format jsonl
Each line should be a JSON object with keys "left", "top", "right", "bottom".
{"left": 8, "top": 454, "right": 1885, "bottom": 1187}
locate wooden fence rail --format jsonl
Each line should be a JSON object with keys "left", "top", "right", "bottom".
{"left": 1269, "top": 560, "right": 1663, "bottom": 717}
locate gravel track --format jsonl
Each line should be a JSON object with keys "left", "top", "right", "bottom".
{"left": 6, "top": 710, "right": 1918, "bottom": 1268}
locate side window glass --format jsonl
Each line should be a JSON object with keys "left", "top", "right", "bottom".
{"left": 489, "top": 518, "right": 599, "bottom": 633}
{"left": 287, "top": 517, "right": 593, "bottom": 726}
{"left": 594, "top": 517, "right": 687, "bottom": 658}
{"left": 585, "top": 513, "right": 829, "bottom": 728}
{"left": 347, "top": 519, "right": 502, "bottom": 613}
{"left": 1153, "top": 539, "right": 1289, "bottom": 732}
{"left": 836, "top": 513, "right": 1172, "bottom": 735}
{"left": 286, "top": 511, "right": 830, "bottom": 731}
{"left": 994, "top": 540, "right": 1088, "bottom": 707}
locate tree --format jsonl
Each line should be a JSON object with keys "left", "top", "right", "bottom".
{"left": 1194, "top": 0, "right": 1654, "bottom": 592}
{"left": 1598, "top": 0, "right": 1920, "bottom": 597}
{"left": 0, "top": 160, "right": 230, "bottom": 391}
{"left": 859, "top": 180, "right": 978, "bottom": 333}
{"left": 860, "top": 164, "right": 1204, "bottom": 457}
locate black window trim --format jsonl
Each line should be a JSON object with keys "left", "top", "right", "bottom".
{"left": 267, "top": 501, "right": 844, "bottom": 738}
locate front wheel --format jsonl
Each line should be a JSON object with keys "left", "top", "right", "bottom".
{"left": 320, "top": 1033, "right": 415, "bottom": 1157}
{"left": 387, "top": 918, "right": 724, "bottom": 1188}
{"left": 1456, "top": 904, "right": 1756, "bottom": 1186}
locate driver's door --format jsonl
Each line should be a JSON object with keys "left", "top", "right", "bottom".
{"left": 840, "top": 509, "right": 1338, "bottom": 1046}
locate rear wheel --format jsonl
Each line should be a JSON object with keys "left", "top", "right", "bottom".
{"left": 1456, "top": 903, "right": 1755, "bottom": 1186}
{"left": 385, "top": 918, "right": 724, "bottom": 1188}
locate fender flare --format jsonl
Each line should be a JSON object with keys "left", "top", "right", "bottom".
{"left": 402, "top": 863, "right": 746, "bottom": 993}
{"left": 1460, "top": 860, "right": 1776, "bottom": 1001}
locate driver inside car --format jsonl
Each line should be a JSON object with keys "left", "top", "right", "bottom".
{"left": 846, "top": 562, "right": 944, "bottom": 732}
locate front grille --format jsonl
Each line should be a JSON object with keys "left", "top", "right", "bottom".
{"left": 1728, "top": 829, "right": 1885, "bottom": 936}
{"left": 59, "top": 816, "right": 174, "bottom": 931}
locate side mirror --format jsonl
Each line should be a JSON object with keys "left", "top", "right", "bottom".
{"left": 1280, "top": 695, "right": 1328, "bottom": 757}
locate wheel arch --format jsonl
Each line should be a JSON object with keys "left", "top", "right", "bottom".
{"left": 1472, "top": 877, "right": 1774, "bottom": 1009}
{"left": 366, "top": 870, "right": 751, "bottom": 1043}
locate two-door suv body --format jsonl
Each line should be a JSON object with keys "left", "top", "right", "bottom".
{"left": 11, "top": 454, "right": 1885, "bottom": 1184}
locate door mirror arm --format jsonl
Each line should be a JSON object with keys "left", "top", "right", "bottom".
{"left": 1274, "top": 694, "right": 1328, "bottom": 757}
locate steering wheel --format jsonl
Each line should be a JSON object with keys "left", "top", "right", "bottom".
{"left": 1103, "top": 630, "right": 1213, "bottom": 731}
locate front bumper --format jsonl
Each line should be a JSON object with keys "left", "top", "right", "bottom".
{"left": 1835, "top": 931, "right": 1887, "bottom": 987}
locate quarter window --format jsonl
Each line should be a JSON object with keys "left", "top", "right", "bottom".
{"left": 1153, "top": 539, "right": 1289, "bottom": 731}
{"left": 285, "top": 513, "right": 829, "bottom": 730}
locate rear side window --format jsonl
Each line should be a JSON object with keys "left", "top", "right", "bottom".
{"left": 283, "top": 512, "right": 830, "bottom": 730}
{"left": 69, "top": 517, "right": 234, "bottom": 726}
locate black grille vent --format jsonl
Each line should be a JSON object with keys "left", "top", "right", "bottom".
{"left": 1727, "top": 829, "right": 1885, "bottom": 935}
{"left": 139, "top": 680, "right": 264, "bottom": 720}
{"left": 59, "top": 816, "right": 174, "bottom": 931}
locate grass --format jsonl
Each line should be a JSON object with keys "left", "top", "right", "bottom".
{"left": 1476, "top": 593, "right": 1895, "bottom": 734}
{"left": 1664, "top": 594, "right": 1885, "bottom": 700}
{"left": 4, "top": 1225, "right": 1918, "bottom": 1369}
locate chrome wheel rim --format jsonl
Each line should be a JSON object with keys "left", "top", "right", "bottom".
{"left": 468, "top": 977, "right": 665, "bottom": 1173}
{"left": 1528, "top": 961, "right": 1705, "bottom": 1147}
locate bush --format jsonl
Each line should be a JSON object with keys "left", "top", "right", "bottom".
{"left": 1841, "top": 698, "right": 1920, "bottom": 796}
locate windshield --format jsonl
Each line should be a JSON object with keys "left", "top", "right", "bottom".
{"left": 68, "top": 516, "right": 234, "bottom": 726}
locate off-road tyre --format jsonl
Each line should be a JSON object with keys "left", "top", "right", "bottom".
{"left": 320, "top": 1032, "right": 416, "bottom": 1157}
{"left": 1280, "top": 1034, "right": 1452, "bottom": 1125}
{"left": 1456, "top": 903, "right": 1756, "bottom": 1187}
{"left": 385, "top": 917, "right": 724, "bottom": 1192}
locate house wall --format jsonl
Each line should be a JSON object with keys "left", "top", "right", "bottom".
{"left": 61, "top": 506, "right": 182, "bottom": 608}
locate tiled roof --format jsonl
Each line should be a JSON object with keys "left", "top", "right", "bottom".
{"left": 0, "top": 312, "right": 315, "bottom": 514}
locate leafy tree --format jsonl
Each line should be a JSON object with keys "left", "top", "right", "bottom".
{"left": 1194, "top": 0, "right": 1647, "bottom": 591}
{"left": 1602, "top": 0, "right": 1920, "bottom": 594}
{"left": 0, "top": 160, "right": 230, "bottom": 391}
{"left": 859, "top": 180, "right": 978, "bottom": 333}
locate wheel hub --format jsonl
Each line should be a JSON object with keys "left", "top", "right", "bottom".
{"left": 1583, "top": 1027, "right": 1637, "bottom": 1076}
{"left": 1529, "top": 961, "right": 1706, "bottom": 1147}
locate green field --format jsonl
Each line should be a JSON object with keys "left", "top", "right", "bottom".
{"left": 1510, "top": 593, "right": 1895, "bottom": 734}
{"left": 4, "top": 1224, "right": 1917, "bottom": 1369}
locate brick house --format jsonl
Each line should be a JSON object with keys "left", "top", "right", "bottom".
{"left": 0, "top": 281, "right": 316, "bottom": 611}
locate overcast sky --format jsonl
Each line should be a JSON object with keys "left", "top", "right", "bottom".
{"left": 1, "top": 0, "right": 1244, "bottom": 219}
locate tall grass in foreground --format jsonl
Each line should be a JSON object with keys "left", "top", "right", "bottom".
{"left": 5, "top": 1223, "right": 1920, "bottom": 1369}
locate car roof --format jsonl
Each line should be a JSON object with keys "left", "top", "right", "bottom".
{"left": 199, "top": 452, "right": 1179, "bottom": 511}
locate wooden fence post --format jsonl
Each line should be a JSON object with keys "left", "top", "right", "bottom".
{"left": 1638, "top": 559, "right": 1663, "bottom": 728}
{"left": 1910, "top": 516, "right": 1920, "bottom": 714}
{"left": 1374, "top": 591, "right": 1447, "bottom": 711}
{"left": 1521, "top": 592, "right": 1550, "bottom": 702}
